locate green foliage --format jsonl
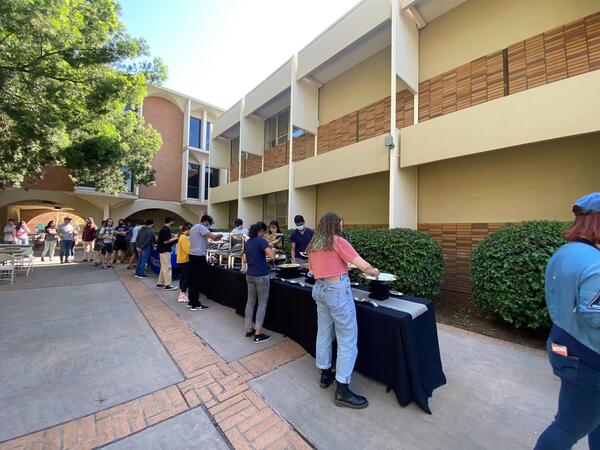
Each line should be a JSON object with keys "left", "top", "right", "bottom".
{"left": 471, "top": 221, "right": 569, "bottom": 330}
{"left": 0, "top": 0, "right": 167, "bottom": 192}
{"left": 344, "top": 228, "right": 444, "bottom": 299}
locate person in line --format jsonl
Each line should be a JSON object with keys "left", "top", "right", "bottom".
{"left": 243, "top": 222, "right": 276, "bottom": 343}
{"left": 113, "top": 219, "right": 129, "bottom": 264}
{"left": 99, "top": 218, "right": 115, "bottom": 269}
{"left": 57, "top": 217, "right": 75, "bottom": 263}
{"left": 307, "top": 212, "right": 379, "bottom": 409}
{"left": 15, "top": 221, "right": 30, "bottom": 245}
{"left": 187, "top": 214, "right": 223, "bottom": 311}
{"left": 81, "top": 218, "right": 97, "bottom": 262}
{"left": 534, "top": 192, "right": 600, "bottom": 450}
{"left": 128, "top": 222, "right": 143, "bottom": 270}
{"left": 176, "top": 223, "right": 193, "bottom": 303}
{"left": 157, "top": 216, "right": 178, "bottom": 291}
{"left": 41, "top": 220, "right": 58, "bottom": 261}
{"left": 290, "top": 215, "right": 314, "bottom": 264}
{"left": 3, "top": 218, "right": 16, "bottom": 244}
{"left": 134, "top": 219, "right": 155, "bottom": 278}
{"left": 93, "top": 220, "right": 105, "bottom": 266}
{"left": 266, "top": 219, "right": 285, "bottom": 252}
{"left": 70, "top": 220, "right": 80, "bottom": 260}
{"left": 231, "top": 218, "right": 248, "bottom": 237}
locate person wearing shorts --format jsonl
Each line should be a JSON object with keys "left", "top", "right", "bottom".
{"left": 99, "top": 218, "right": 115, "bottom": 269}
{"left": 113, "top": 219, "right": 129, "bottom": 264}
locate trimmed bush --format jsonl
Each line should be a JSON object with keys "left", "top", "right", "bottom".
{"left": 471, "top": 220, "right": 569, "bottom": 330}
{"left": 344, "top": 228, "right": 444, "bottom": 299}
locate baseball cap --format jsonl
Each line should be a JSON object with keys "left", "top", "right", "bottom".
{"left": 573, "top": 192, "right": 600, "bottom": 215}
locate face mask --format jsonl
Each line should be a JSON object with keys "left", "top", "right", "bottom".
{"left": 297, "top": 225, "right": 305, "bottom": 231}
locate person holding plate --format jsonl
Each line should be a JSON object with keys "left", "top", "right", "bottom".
{"left": 307, "top": 212, "right": 379, "bottom": 409}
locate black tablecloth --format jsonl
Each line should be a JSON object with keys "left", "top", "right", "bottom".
{"left": 202, "top": 265, "right": 446, "bottom": 414}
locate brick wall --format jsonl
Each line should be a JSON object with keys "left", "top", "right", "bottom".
{"left": 419, "top": 12, "right": 600, "bottom": 121}
{"left": 292, "top": 132, "right": 315, "bottom": 162}
{"left": 263, "top": 141, "right": 289, "bottom": 172}
{"left": 418, "top": 222, "right": 510, "bottom": 294}
{"left": 317, "top": 89, "right": 414, "bottom": 155}
{"left": 241, "top": 153, "right": 263, "bottom": 178}
{"left": 229, "top": 163, "right": 239, "bottom": 183}
{"left": 23, "top": 166, "right": 75, "bottom": 192}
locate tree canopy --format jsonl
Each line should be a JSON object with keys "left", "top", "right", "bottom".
{"left": 0, "top": 0, "right": 167, "bottom": 192}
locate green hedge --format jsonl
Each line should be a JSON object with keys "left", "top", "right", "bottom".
{"left": 345, "top": 228, "right": 444, "bottom": 298}
{"left": 280, "top": 227, "right": 444, "bottom": 298}
{"left": 471, "top": 220, "right": 569, "bottom": 330}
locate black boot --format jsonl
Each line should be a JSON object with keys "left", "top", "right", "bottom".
{"left": 319, "top": 369, "right": 335, "bottom": 389}
{"left": 334, "top": 383, "right": 368, "bottom": 409}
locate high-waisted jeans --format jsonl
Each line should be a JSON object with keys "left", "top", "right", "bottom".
{"left": 312, "top": 274, "right": 357, "bottom": 384}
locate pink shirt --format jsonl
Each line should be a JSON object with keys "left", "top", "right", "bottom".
{"left": 308, "top": 236, "right": 359, "bottom": 279}
{"left": 16, "top": 226, "right": 29, "bottom": 238}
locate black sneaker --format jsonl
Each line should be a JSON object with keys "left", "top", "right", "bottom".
{"left": 186, "top": 304, "right": 192, "bottom": 308}
{"left": 197, "top": 304, "right": 209, "bottom": 311}
{"left": 164, "top": 285, "right": 177, "bottom": 291}
{"left": 254, "top": 333, "right": 271, "bottom": 344}
{"left": 156, "top": 284, "right": 165, "bottom": 288}
{"left": 245, "top": 329, "right": 256, "bottom": 338}
{"left": 41, "top": 258, "right": 45, "bottom": 261}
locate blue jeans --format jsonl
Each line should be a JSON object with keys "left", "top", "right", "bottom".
{"left": 60, "top": 240, "right": 72, "bottom": 261}
{"left": 534, "top": 343, "right": 600, "bottom": 450}
{"left": 135, "top": 247, "right": 151, "bottom": 277}
{"left": 312, "top": 274, "right": 357, "bottom": 384}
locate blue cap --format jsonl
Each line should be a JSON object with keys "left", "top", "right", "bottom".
{"left": 573, "top": 192, "right": 600, "bottom": 215}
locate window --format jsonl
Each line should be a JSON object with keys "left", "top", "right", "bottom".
{"left": 189, "top": 117, "right": 201, "bottom": 148}
{"left": 264, "top": 108, "right": 290, "bottom": 150}
{"left": 187, "top": 163, "right": 200, "bottom": 199}
{"left": 204, "top": 167, "right": 219, "bottom": 200}
{"left": 205, "top": 121, "right": 212, "bottom": 150}
{"left": 263, "top": 191, "right": 288, "bottom": 226}
{"left": 121, "top": 168, "right": 134, "bottom": 193}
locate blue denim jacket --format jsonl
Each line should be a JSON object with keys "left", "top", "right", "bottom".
{"left": 545, "top": 241, "right": 600, "bottom": 354}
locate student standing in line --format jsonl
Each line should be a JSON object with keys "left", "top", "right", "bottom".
{"left": 57, "top": 217, "right": 75, "bottom": 263}
{"left": 3, "top": 218, "right": 16, "bottom": 244}
{"left": 176, "top": 223, "right": 193, "bottom": 303}
{"left": 290, "top": 215, "right": 314, "bottom": 264}
{"left": 41, "top": 220, "right": 58, "bottom": 261}
{"left": 70, "top": 220, "right": 80, "bottom": 260}
{"left": 187, "top": 214, "right": 223, "bottom": 311}
{"left": 128, "top": 222, "right": 143, "bottom": 269}
{"left": 134, "top": 219, "right": 155, "bottom": 278}
{"left": 157, "top": 216, "right": 178, "bottom": 291}
{"left": 534, "top": 193, "right": 600, "bottom": 450}
{"left": 113, "top": 219, "right": 129, "bottom": 264}
{"left": 14, "top": 221, "right": 30, "bottom": 245}
{"left": 99, "top": 218, "right": 115, "bottom": 269}
{"left": 243, "top": 222, "right": 276, "bottom": 343}
{"left": 267, "top": 220, "right": 285, "bottom": 252}
{"left": 81, "top": 218, "right": 97, "bottom": 262}
{"left": 307, "top": 212, "right": 379, "bottom": 409}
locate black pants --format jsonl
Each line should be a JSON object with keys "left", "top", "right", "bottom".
{"left": 188, "top": 255, "right": 207, "bottom": 307}
{"left": 179, "top": 262, "right": 190, "bottom": 293}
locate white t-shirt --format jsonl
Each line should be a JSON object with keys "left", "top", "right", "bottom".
{"left": 100, "top": 227, "right": 115, "bottom": 244}
{"left": 130, "top": 224, "right": 142, "bottom": 243}
{"left": 57, "top": 223, "right": 75, "bottom": 240}
{"left": 3, "top": 224, "right": 15, "bottom": 243}
{"left": 230, "top": 226, "right": 248, "bottom": 236}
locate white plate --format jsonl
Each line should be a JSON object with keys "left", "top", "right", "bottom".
{"left": 361, "top": 272, "right": 397, "bottom": 282}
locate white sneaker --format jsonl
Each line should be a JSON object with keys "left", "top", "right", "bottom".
{"left": 177, "top": 293, "right": 188, "bottom": 302}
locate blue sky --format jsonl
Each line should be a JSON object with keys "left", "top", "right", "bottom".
{"left": 119, "top": 0, "right": 360, "bottom": 110}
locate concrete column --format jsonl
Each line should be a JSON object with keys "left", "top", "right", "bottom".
{"left": 103, "top": 201, "right": 110, "bottom": 220}
{"left": 288, "top": 181, "right": 317, "bottom": 229}
{"left": 183, "top": 99, "right": 191, "bottom": 148}
{"left": 201, "top": 110, "right": 208, "bottom": 151}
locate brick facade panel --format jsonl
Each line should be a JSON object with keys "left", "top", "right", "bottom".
{"left": 230, "top": 163, "right": 239, "bottom": 183}
{"left": 264, "top": 141, "right": 288, "bottom": 172}
{"left": 292, "top": 132, "right": 315, "bottom": 162}
{"left": 241, "top": 153, "right": 262, "bottom": 178}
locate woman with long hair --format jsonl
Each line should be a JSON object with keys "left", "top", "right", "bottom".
{"left": 15, "top": 221, "right": 30, "bottom": 245}
{"left": 307, "top": 212, "right": 379, "bottom": 409}
{"left": 41, "top": 220, "right": 57, "bottom": 261}
{"left": 99, "top": 218, "right": 115, "bottom": 269}
{"left": 81, "top": 217, "right": 97, "bottom": 262}
{"left": 266, "top": 219, "right": 285, "bottom": 252}
{"left": 243, "top": 222, "right": 276, "bottom": 343}
{"left": 176, "top": 222, "right": 193, "bottom": 303}
{"left": 534, "top": 193, "right": 600, "bottom": 450}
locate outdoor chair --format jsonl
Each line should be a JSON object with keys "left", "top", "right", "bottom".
{"left": 0, "top": 254, "right": 15, "bottom": 284}
{"left": 2, "top": 247, "right": 33, "bottom": 276}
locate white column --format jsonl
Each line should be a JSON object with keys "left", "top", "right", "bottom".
{"left": 183, "top": 99, "right": 191, "bottom": 148}
{"left": 201, "top": 110, "right": 208, "bottom": 151}
{"left": 103, "top": 201, "right": 110, "bottom": 220}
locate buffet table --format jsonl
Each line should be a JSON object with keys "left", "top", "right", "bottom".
{"left": 202, "top": 264, "right": 446, "bottom": 414}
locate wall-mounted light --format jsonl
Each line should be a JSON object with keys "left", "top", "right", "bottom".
{"left": 384, "top": 134, "right": 395, "bottom": 150}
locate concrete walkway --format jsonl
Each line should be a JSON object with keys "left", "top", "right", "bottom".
{"left": 0, "top": 262, "right": 585, "bottom": 450}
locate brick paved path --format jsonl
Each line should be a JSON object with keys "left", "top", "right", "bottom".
{"left": 0, "top": 266, "right": 312, "bottom": 450}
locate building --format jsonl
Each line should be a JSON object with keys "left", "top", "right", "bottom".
{"left": 0, "top": 86, "right": 224, "bottom": 228}
{"left": 208, "top": 0, "right": 600, "bottom": 295}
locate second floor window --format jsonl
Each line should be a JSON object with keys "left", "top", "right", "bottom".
{"left": 189, "top": 117, "right": 201, "bottom": 148}
{"left": 264, "top": 108, "right": 289, "bottom": 150}
{"left": 187, "top": 163, "right": 200, "bottom": 199}
{"left": 204, "top": 167, "right": 219, "bottom": 200}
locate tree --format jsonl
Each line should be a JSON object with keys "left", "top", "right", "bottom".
{"left": 0, "top": 0, "right": 167, "bottom": 192}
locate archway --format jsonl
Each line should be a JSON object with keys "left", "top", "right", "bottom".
{"left": 111, "top": 199, "right": 199, "bottom": 225}
{"left": 122, "top": 208, "right": 187, "bottom": 227}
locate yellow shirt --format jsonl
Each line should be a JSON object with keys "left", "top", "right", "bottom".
{"left": 176, "top": 234, "right": 190, "bottom": 263}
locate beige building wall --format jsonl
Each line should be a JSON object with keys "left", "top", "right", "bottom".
{"left": 316, "top": 173, "right": 389, "bottom": 226}
{"left": 419, "top": 0, "right": 600, "bottom": 81}
{"left": 418, "top": 133, "right": 600, "bottom": 224}
{"left": 318, "top": 47, "right": 391, "bottom": 124}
